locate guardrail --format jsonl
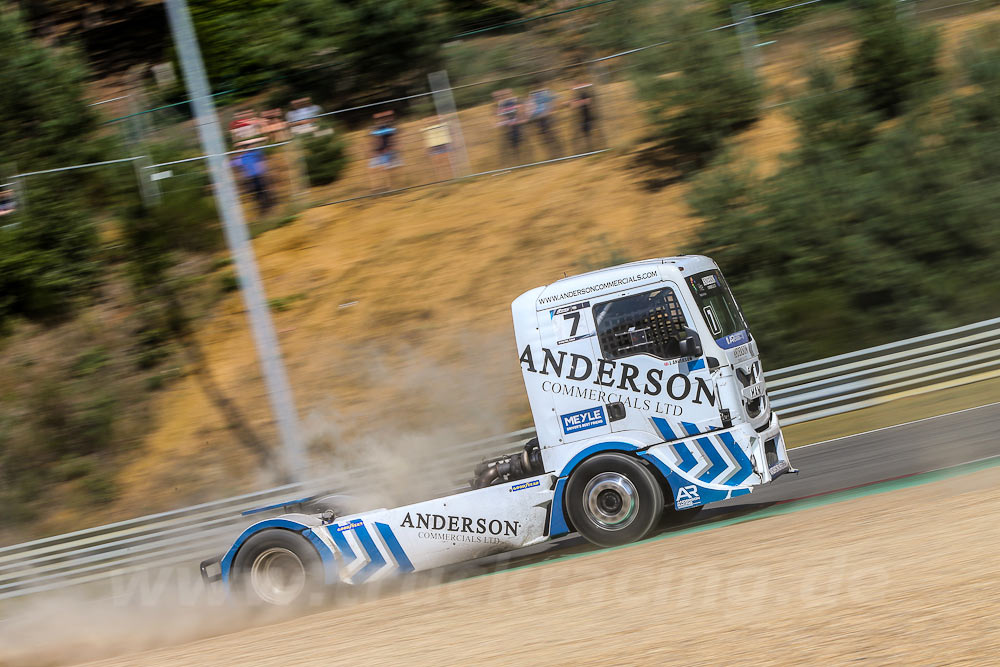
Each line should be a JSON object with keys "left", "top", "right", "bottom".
{"left": 2, "top": 318, "right": 999, "bottom": 604}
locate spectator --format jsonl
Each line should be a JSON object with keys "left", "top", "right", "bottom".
{"left": 286, "top": 97, "right": 324, "bottom": 136}
{"left": 527, "top": 87, "right": 561, "bottom": 159}
{"left": 494, "top": 89, "right": 523, "bottom": 166}
{"left": 260, "top": 108, "right": 289, "bottom": 143}
{"left": 569, "top": 82, "right": 599, "bottom": 153}
{"left": 231, "top": 138, "right": 273, "bottom": 214}
{"left": 368, "top": 110, "right": 400, "bottom": 192}
{"left": 421, "top": 120, "right": 453, "bottom": 180}
{"left": 0, "top": 187, "right": 15, "bottom": 217}
{"left": 230, "top": 109, "right": 263, "bottom": 143}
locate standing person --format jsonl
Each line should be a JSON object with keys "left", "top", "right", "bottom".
{"left": 527, "top": 87, "right": 561, "bottom": 159}
{"left": 368, "top": 110, "right": 399, "bottom": 192}
{"left": 261, "top": 108, "right": 289, "bottom": 142}
{"left": 570, "top": 82, "right": 599, "bottom": 153}
{"left": 229, "top": 109, "right": 259, "bottom": 143}
{"left": 231, "top": 138, "right": 273, "bottom": 214}
{"left": 0, "top": 187, "right": 16, "bottom": 217}
{"left": 494, "top": 89, "right": 523, "bottom": 166}
{"left": 286, "top": 97, "right": 324, "bottom": 136}
{"left": 421, "top": 120, "right": 453, "bottom": 181}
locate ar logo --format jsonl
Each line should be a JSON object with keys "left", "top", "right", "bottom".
{"left": 675, "top": 485, "right": 701, "bottom": 509}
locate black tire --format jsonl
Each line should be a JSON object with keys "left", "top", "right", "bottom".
{"left": 232, "top": 529, "right": 325, "bottom": 607}
{"left": 564, "top": 452, "right": 665, "bottom": 547}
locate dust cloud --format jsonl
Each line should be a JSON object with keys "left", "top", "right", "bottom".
{"left": 292, "top": 339, "right": 527, "bottom": 512}
{"left": 0, "top": 341, "right": 528, "bottom": 666}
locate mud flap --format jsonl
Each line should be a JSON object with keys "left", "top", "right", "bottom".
{"left": 200, "top": 555, "right": 222, "bottom": 584}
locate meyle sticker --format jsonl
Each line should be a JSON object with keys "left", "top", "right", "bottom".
{"left": 560, "top": 406, "right": 607, "bottom": 435}
{"left": 768, "top": 461, "right": 789, "bottom": 476}
{"left": 510, "top": 479, "right": 541, "bottom": 492}
{"left": 336, "top": 519, "right": 364, "bottom": 532}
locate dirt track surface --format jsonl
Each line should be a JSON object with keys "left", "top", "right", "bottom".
{"left": 80, "top": 465, "right": 1000, "bottom": 666}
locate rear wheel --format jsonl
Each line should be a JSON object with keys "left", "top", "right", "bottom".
{"left": 232, "top": 529, "right": 324, "bottom": 607}
{"left": 565, "top": 453, "right": 664, "bottom": 547}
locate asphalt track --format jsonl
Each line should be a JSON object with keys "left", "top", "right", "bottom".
{"left": 461, "top": 401, "right": 1000, "bottom": 572}
{"left": 721, "top": 400, "right": 1000, "bottom": 509}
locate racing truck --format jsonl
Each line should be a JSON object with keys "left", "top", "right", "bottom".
{"left": 201, "top": 255, "right": 795, "bottom": 605}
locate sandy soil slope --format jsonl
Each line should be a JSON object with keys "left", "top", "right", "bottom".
{"left": 71, "top": 464, "right": 1000, "bottom": 666}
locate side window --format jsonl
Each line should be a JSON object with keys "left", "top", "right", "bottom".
{"left": 593, "top": 288, "right": 688, "bottom": 361}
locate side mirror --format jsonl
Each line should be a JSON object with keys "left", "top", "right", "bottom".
{"left": 678, "top": 328, "right": 703, "bottom": 358}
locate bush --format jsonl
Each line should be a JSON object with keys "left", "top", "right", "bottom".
{"left": 303, "top": 132, "right": 348, "bottom": 186}
{"left": 794, "top": 63, "right": 879, "bottom": 157}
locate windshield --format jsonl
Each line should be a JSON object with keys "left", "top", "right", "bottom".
{"left": 686, "top": 270, "right": 749, "bottom": 348}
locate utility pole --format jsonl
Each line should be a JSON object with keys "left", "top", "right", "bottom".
{"left": 163, "top": 0, "right": 305, "bottom": 482}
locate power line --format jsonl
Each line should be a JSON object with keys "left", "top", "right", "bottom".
{"left": 144, "top": 141, "right": 292, "bottom": 169}
{"left": 449, "top": 0, "right": 619, "bottom": 40}
{"left": 103, "top": 0, "right": 835, "bottom": 127}
{"left": 13, "top": 156, "right": 147, "bottom": 179}
{"left": 313, "top": 149, "right": 610, "bottom": 208}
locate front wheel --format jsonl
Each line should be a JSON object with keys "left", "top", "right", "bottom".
{"left": 565, "top": 453, "right": 665, "bottom": 547}
{"left": 232, "top": 529, "right": 324, "bottom": 607}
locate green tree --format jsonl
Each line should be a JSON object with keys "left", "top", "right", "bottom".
{"left": 850, "top": 0, "right": 939, "bottom": 118}
{"left": 688, "top": 83, "right": 1000, "bottom": 366}
{"left": 0, "top": 10, "right": 112, "bottom": 327}
{"left": 633, "top": 5, "right": 762, "bottom": 168}
{"left": 189, "top": 0, "right": 446, "bottom": 108}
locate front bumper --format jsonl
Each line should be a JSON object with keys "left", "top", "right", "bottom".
{"left": 755, "top": 412, "right": 796, "bottom": 483}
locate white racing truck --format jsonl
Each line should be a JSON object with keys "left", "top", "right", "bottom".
{"left": 201, "top": 256, "right": 795, "bottom": 605}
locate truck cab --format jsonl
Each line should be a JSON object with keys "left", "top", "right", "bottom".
{"left": 511, "top": 255, "right": 790, "bottom": 512}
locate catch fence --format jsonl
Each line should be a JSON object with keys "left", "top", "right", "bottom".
{"left": 2, "top": 317, "right": 998, "bottom": 603}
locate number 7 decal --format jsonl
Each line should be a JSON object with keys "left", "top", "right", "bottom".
{"left": 564, "top": 311, "right": 581, "bottom": 337}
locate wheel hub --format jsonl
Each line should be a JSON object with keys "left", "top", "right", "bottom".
{"left": 583, "top": 472, "right": 638, "bottom": 530}
{"left": 249, "top": 547, "right": 306, "bottom": 605}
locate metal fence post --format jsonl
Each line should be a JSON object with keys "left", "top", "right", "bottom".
{"left": 428, "top": 70, "right": 471, "bottom": 177}
{"left": 133, "top": 155, "right": 161, "bottom": 207}
{"left": 731, "top": 3, "right": 762, "bottom": 73}
{"left": 164, "top": 0, "right": 305, "bottom": 482}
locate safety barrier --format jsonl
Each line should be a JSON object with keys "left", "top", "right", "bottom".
{"left": 2, "top": 317, "right": 999, "bottom": 603}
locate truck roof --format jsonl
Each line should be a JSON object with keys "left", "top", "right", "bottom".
{"left": 516, "top": 255, "right": 717, "bottom": 312}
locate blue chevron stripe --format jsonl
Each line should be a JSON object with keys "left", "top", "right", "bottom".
{"left": 651, "top": 416, "right": 676, "bottom": 441}
{"left": 718, "top": 432, "right": 754, "bottom": 486}
{"left": 375, "top": 522, "right": 414, "bottom": 573}
{"left": 672, "top": 442, "right": 698, "bottom": 472}
{"left": 681, "top": 421, "right": 701, "bottom": 436}
{"left": 351, "top": 524, "right": 387, "bottom": 584}
{"left": 686, "top": 359, "right": 706, "bottom": 372}
{"left": 696, "top": 437, "right": 729, "bottom": 482}
{"left": 329, "top": 526, "right": 356, "bottom": 563}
